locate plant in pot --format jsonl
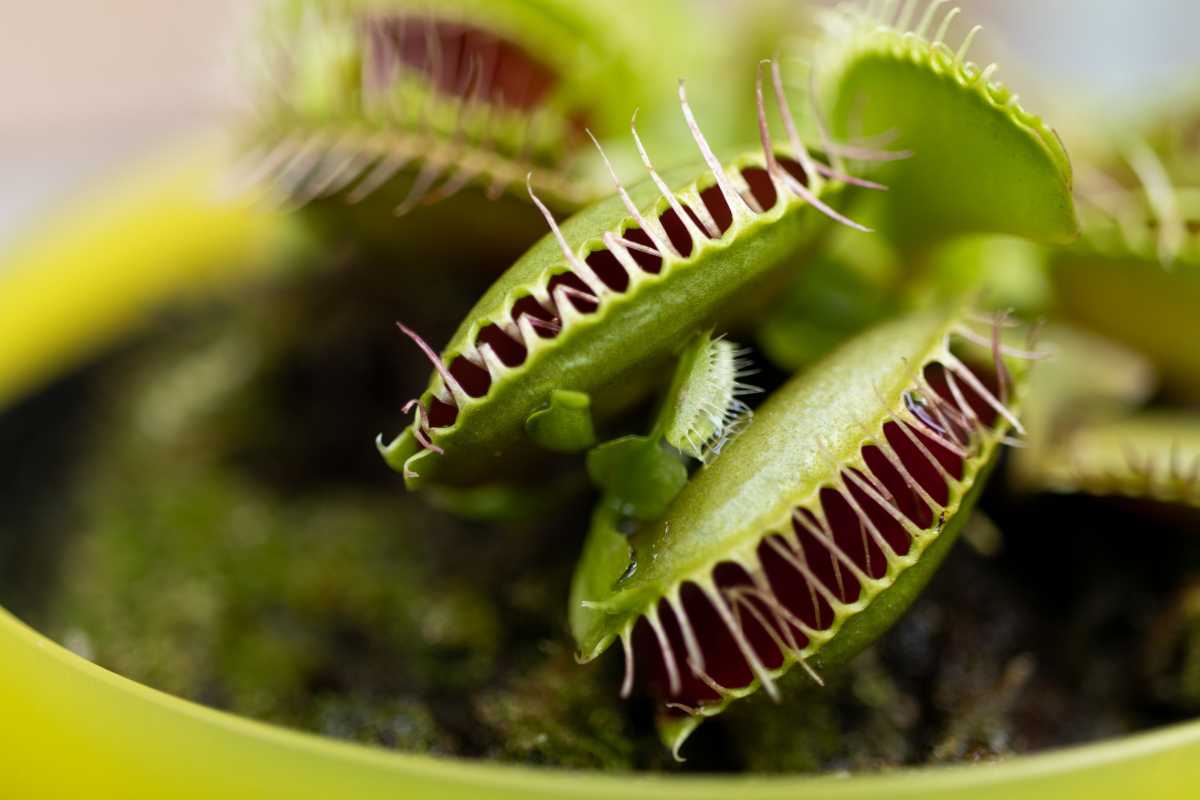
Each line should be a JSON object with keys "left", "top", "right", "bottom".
{"left": 2, "top": 1, "right": 1200, "bottom": 797}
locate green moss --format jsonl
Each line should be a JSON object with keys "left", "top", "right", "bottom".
{"left": 310, "top": 693, "right": 457, "bottom": 753}
{"left": 51, "top": 453, "right": 503, "bottom": 721}
{"left": 724, "top": 649, "right": 916, "bottom": 773}
{"left": 475, "top": 644, "right": 641, "bottom": 770}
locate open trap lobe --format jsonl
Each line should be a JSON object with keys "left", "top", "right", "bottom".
{"left": 623, "top": 354, "right": 1009, "bottom": 714}
{"left": 400, "top": 154, "right": 806, "bottom": 438}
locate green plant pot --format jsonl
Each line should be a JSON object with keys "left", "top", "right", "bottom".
{"left": 2, "top": 143, "right": 1199, "bottom": 799}
{"left": 3, "top": 604, "right": 1200, "bottom": 798}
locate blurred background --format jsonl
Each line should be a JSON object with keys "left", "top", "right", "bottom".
{"left": 1, "top": 0, "right": 1199, "bottom": 245}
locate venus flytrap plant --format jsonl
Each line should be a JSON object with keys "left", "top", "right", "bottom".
{"left": 569, "top": 307, "right": 1033, "bottom": 757}
{"left": 811, "top": 1, "right": 1078, "bottom": 248}
{"left": 373, "top": 0, "right": 1090, "bottom": 487}
{"left": 377, "top": 68, "right": 875, "bottom": 488}
{"left": 16, "top": 0, "right": 1200, "bottom": 785}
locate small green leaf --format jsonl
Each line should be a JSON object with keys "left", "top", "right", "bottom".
{"left": 571, "top": 505, "right": 639, "bottom": 621}
{"left": 586, "top": 436, "right": 688, "bottom": 521}
{"left": 525, "top": 389, "right": 596, "bottom": 453}
{"left": 1020, "top": 412, "right": 1200, "bottom": 508}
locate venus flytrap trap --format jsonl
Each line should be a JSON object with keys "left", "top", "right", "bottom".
{"left": 1024, "top": 413, "right": 1200, "bottom": 510}
{"left": 569, "top": 307, "right": 1033, "bottom": 757}
{"left": 378, "top": 68, "right": 875, "bottom": 489}
{"left": 1007, "top": 320, "right": 1200, "bottom": 513}
{"left": 236, "top": 0, "right": 609, "bottom": 260}
{"left": 660, "top": 332, "right": 759, "bottom": 466}
{"left": 237, "top": 0, "right": 750, "bottom": 259}
{"left": 1053, "top": 152, "right": 1200, "bottom": 400}
{"left": 747, "top": 1, "right": 1080, "bottom": 374}
{"left": 246, "top": 0, "right": 619, "bottom": 203}
{"left": 810, "top": 0, "right": 1078, "bottom": 249}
